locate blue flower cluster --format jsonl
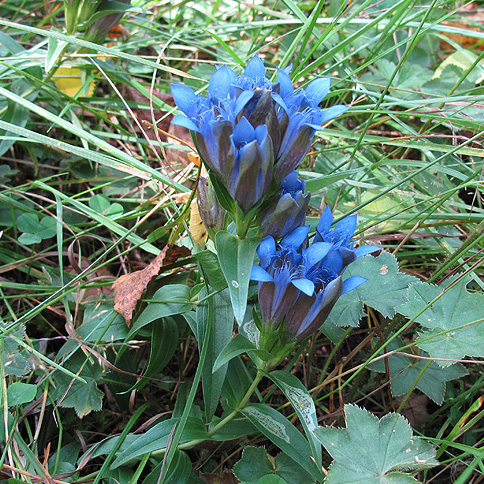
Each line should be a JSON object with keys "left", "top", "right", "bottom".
{"left": 251, "top": 207, "right": 379, "bottom": 342}
{"left": 171, "top": 55, "right": 348, "bottom": 237}
{"left": 171, "top": 55, "right": 377, "bottom": 343}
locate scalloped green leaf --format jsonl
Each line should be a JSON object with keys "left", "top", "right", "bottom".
{"left": 233, "top": 446, "right": 313, "bottom": 484}
{"left": 313, "top": 404, "right": 437, "bottom": 484}
{"left": 398, "top": 275, "right": 484, "bottom": 366}
{"left": 368, "top": 336, "right": 468, "bottom": 404}
{"left": 326, "top": 252, "right": 417, "bottom": 327}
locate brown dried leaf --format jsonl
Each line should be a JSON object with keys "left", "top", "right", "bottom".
{"left": 112, "top": 245, "right": 192, "bottom": 326}
{"left": 112, "top": 246, "right": 168, "bottom": 326}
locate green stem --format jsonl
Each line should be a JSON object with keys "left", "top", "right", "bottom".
{"left": 150, "top": 366, "right": 266, "bottom": 459}
{"left": 396, "top": 360, "right": 432, "bottom": 413}
{"left": 207, "top": 368, "right": 265, "bottom": 437}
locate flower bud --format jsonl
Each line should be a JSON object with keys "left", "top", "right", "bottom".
{"left": 258, "top": 171, "right": 310, "bottom": 240}
{"left": 197, "top": 176, "right": 226, "bottom": 233}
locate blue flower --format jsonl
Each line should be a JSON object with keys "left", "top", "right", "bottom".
{"left": 233, "top": 56, "right": 349, "bottom": 181}
{"left": 258, "top": 171, "right": 310, "bottom": 240}
{"left": 170, "top": 55, "right": 348, "bottom": 187}
{"left": 251, "top": 210, "right": 378, "bottom": 342}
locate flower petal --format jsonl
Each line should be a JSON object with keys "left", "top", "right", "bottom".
{"left": 171, "top": 114, "right": 200, "bottom": 132}
{"left": 282, "top": 226, "right": 310, "bottom": 249}
{"left": 320, "top": 104, "right": 349, "bottom": 124}
{"left": 233, "top": 117, "right": 255, "bottom": 146}
{"left": 305, "top": 77, "right": 331, "bottom": 106}
{"left": 257, "top": 236, "right": 276, "bottom": 267}
{"left": 305, "top": 242, "right": 333, "bottom": 267}
{"left": 208, "top": 65, "right": 237, "bottom": 100}
{"left": 244, "top": 55, "right": 266, "bottom": 79}
{"left": 276, "top": 67, "right": 294, "bottom": 99}
{"left": 342, "top": 276, "right": 366, "bottom": 294}
{"left": 251, "top": 265, "right": 273, "bottom": 282}
{"left": 355, "top": 245, "right": 380, "bottom": 258}
{"left": 171, "top": 84, "right": 198, "bottom": 116}
{"left": 335, "top": 214, "right": 357, "bottom": 239}
{"left": 317, "top": 206, "right": 333, "bottom": 234}
{"left": 292, "top": 278, "right": 314, "bottom": 296}
{"left": 235, "top": 90, "right": 255, "bottom": 116}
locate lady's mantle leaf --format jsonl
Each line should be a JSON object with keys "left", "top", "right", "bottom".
{"left": 327, "top": 252, "right": 417, "bottom": 327}
{"left": 398, "top": 275, "right": 484, "bottom": 366}
{"left": 313, "top": 404, "right": 437, "bottom": 484}
{"left": 368, "top": 337, "right": 468, "bottom": 404}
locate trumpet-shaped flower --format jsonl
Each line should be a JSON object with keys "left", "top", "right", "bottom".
{"left": 170, "top": 55, "right": 348, "bottom": 190}
{"left": 251, "top": 209, "right": 378, "bottom": 342}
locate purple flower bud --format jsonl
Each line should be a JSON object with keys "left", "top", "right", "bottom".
{"left": 258, "top": 171, "right": 310, "bottom": 240}
{"left": 197, "top": 176, "right": 226, "bottom": 233}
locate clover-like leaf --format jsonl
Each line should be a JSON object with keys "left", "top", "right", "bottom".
{"left": 398, "top": 275, "right": 484, "bottom": 366}
{"left": 313, "top": 404, "right": 437, "bottom": 484}
{"left": 327, "top": 252, "right": 417, "bottom": 327}
{"left": 368, "top": 336, "right": 468, "bottom": 404}
{"left": 17, "top": 213, "right": 57, "bottom": 245}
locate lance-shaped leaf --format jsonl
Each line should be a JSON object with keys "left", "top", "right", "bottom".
{"left": 215, "top": 230, "right": 261, "bottom": 324}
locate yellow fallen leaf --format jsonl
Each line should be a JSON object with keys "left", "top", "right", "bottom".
{"left": 189, "top": 199, "right": 207, "bottom": 245}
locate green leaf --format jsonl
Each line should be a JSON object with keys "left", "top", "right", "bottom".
{"left": 7, "top": 382, "right": 36, "bottom": 406}
{"left": 45, "top": 37, "right": 67, "bottom": 72}
{"left": 268, "top": 371, "right": 321, "bottom": 467}
{"left": 89, "top": 194, "right": 124, "bottom": 218}
{"left": 128, "top": 284, "right": 191, "bottom": 337}
{"left": 17, "top": 213, "right": 57, "bottom": 245}
{"left": 142, "top": 450, "right": 191, "bottom": 484}
{"left": 398, "top": 275, "right": 484, "bottom": 366}
{"left": 52, "top": 352, "right": 104, "bottom": 418}
{"left": 301, "top": 168, "right": 364, "bottom": 192}
{"left": 221, "top": 356, "right": 254, "bottom": 410}
{"left": 110, "top": 417, "right": 208, "bottom": 468}
{"left": 313, "top": 404, "right": 438, "bottom": 484}
{"left": 327, "top": 252, "right": 417, "bottom": 327}
{"left": 233, "top": 447, "right": 312, "bottom": 484}
{"left": 195, "top": 289, "right": 233, "bottom": 420}
{"left": 53, "top": 373, "right": 104, "bottom": 418}
{"left": 241, "top": 404, "right": 322, "bottom": 482}
{"left": 208, "top": 416, "right": 257, "bottom": 441}
{"left": 213, "top": 334, "right": 272, "bottom": 373}
{"left": 233, "top": 447, "right": 279, "bottom": 483}
{"left": 215, "top": 231, "right": 261, "bottom": 324}
{"left": 368, "top": 336, "right": 468, "bottom": 404}
{"left": 77, "top": 302, "right": 128, "bottom": 342}
{"left": 127, "top": 317, "right": 179, "bottom": 393}
{"left": 194, "top": 249, "right": 227, "bottom": 291}
{"left": 257, "top": 475, "right": 286, "bottom": 484}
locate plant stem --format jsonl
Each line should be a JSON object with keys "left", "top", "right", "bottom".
{"left": 150, "top": 366, "right": 267, "bottom": 459}
{"left": 207, "top": 368, "right": 265, "bottom": 437}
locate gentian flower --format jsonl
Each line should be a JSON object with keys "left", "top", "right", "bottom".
{"left": 251, "top": 209, "right": 379, "bottom": 343}
{"left": 233, "top": 56, "right": 349, "bottom": 181}
{"left": 170, "top": 55, "right": 348, "bottom": 205}
{"left": 258, "top": 171, "right": 310, "bottom": 240}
